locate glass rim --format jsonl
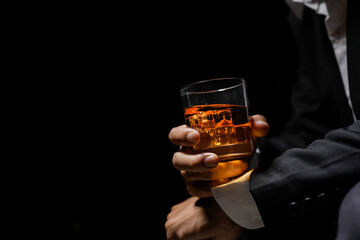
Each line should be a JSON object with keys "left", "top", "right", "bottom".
{"left": 180, "top": 77, "right": 245, "bottom": 95}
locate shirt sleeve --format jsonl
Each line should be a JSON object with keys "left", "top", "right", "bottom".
{"left": 212, "top": 169, "right": 265, "bottom": 229}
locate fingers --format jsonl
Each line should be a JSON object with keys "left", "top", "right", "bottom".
{"left": 182, "top": 160, "right": 248, "bottom": 181}
{"left": 173, "top": 151, "right": 219, "bottom": 172}
{"left": 182, "top": 160, "right": 249, "bottom": 198}
{"left": 251, "top": 114, "right": 269, "bottom": 138}
{"left": 169, "top": 125, "right": 200, "bottom": 147}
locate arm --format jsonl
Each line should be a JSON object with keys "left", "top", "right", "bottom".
{"left": 213, "top": 121, "right": 360, "bottom": 230}
{"left": 250, "top": 121, "right": 360, "bottom": 228}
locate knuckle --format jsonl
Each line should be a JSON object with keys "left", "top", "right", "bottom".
{"left": 168, "top": 127, "right": 177, "bottom": 140}
{"left": 172, "top": 152, "right": 181, "bottom": 167}
{"left": 164, "top": 220, "right": 170, "bottom": 230}
{"left": 169, "top": 125, "right": 185, "bottom": 145}
{"left": 170, "top": 203, "right": 179, "bottom": 212}
{"left": 168, "top": 131, "right": 173, "bottom": 141}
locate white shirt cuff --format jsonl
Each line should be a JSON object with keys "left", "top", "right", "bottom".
{"left": 212, "top": 169, "right": 265, "bottom": 229}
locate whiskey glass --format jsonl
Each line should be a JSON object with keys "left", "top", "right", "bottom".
{"left": 180, "top": 78, "right": 254, "bottom": 162}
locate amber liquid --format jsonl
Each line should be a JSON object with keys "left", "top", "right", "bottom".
{"left": 184, "top": 104, "right": 254, "bottom": 161}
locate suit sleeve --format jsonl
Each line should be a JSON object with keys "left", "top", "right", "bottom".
{"left": 249, "top": 121, "right": 360, "bottom": 228}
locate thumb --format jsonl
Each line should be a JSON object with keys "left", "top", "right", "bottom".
{"left": 251, "top": 114, "right": 269, "bottom": 138}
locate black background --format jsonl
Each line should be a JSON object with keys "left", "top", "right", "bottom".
{"left": 44, "top": 1, "right": 298, "bottom": 239}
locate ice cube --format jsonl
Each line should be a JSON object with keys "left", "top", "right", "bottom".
{"left": 186, "top": 111, "right": 216, "bottom": 131}
{"left": 214, "top": 109, "right": 234, "bottom": 126}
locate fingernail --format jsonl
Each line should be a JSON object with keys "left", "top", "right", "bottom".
{"left": 204, "top": 154, "right": 218, "bottom": 168}
{"left": 186, "top": 131, "right": 198, "bottom": 143}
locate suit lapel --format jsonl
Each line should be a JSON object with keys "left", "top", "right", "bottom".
{"left": 347, "top": 0, "right": 360, "bottom": 120}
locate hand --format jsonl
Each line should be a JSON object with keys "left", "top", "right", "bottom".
{"left": 169, "top": 115, "right": 269, "bottom": 198}
{"left": 165, "top": 197, "right": 243, "bottom": 240}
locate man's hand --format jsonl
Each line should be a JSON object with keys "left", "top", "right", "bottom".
{"left": 165, "top": 197, "right": 243, "bottom": 240}
{"left": 169, "top": 115, "right": 269, "bottom": 197}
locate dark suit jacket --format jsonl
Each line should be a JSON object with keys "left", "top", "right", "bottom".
{"left": 248, "top": 2, "right": 360, "bottom": 240}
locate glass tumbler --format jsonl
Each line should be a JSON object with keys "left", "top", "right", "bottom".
{"left": 180, "top": 78, "right": 254, "bottom": 162}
